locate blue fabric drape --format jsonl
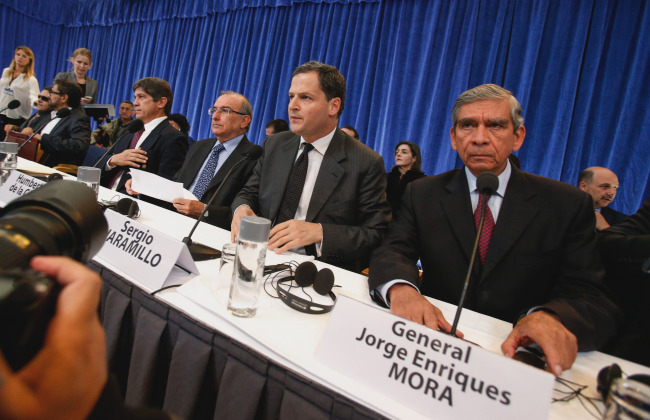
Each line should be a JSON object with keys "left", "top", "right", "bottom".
{"left": 1, "top": 0, "right": 648, "bottom": 213}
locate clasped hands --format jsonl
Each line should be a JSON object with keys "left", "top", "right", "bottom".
{"left": 388, "top": 284, "right": 577, "bottom": 376}
{"left": 231, "top": 205, "right": 322, "bottom": 252}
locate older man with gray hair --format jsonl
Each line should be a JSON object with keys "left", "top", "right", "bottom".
{"left": 369, "top": 84, "right": 621, "bottom": 376}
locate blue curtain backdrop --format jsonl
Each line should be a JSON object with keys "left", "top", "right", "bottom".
{"left": 1, "top": 0, "right": 648, "bottom": 213}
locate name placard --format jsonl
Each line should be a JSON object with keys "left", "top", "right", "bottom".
{"left": 97, "top": 209, "right": 199, "bottom": 292}
{"left": 315, "top": 295, "right": 554, "bottom": 420}
{"left": 0, "top": 171, "right": 45, "bottom": 206}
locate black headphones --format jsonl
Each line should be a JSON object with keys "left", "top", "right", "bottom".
{"left": 276, "top": 261, "right": 336, "bottom": 314}
{"left": 597, "top": 363, "right": 650, "bottom": 401}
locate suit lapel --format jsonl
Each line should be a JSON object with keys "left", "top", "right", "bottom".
{"left": 481, "top": 168, "right": 538, "bottom": 280}
{"left": 306, "top": 130, "right": 345, "bottom": 221}
{"left": 207, "top": 136, "right": 249, "bottom": 190}
{"left": 186, "top": 138, "right": 217, "bottom": 188}
{"left": 268, "top": 134, "right": 301, "bottom": 220}
{"left": 440, "top": 170, "right": 476, "bottom": 267}
{"left": 138, "top": 119, "right": 167, "bottom": 151}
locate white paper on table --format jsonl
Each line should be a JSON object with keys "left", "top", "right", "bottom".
{"left": 130, "top": 168, "right": 197, "bottom": 202}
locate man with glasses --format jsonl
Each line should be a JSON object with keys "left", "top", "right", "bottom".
{"left": 98, "top": 77, "right": 188, "bottom": 198}
{"left": 231, "top": 62, "right": 391, "bottom": 272}
{"left": 23, "top": 79, "right": 91, "bottom": 167}
{"left": 3, "top": 86, "right": 54, "bottom": 135}
{"left": 131, "top": 91, "right": 261, "bottom": 229}
{"left": 91, "top": 100, "right": 135, "bottom": 147}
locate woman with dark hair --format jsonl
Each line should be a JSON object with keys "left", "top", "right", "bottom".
{"left": 0, "top": 46, "right": 40, "bottom": 140}
{"left": 386, "top": 141, "right": 425, "bottom": 214}
{"left": 54, "top": 48, "right": 97, "bottom": 104}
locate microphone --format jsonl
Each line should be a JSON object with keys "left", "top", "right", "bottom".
{"left": 183, "top": 147, "right": 263, "bottom": 261}
{"left": 450, "top": 171, "right": 499, "bottom": 337}
{"left": 18, "top": 108, "right": 72, "bottom": 152}
{"left": 99, "top": 197, "right": 140, "bottom": 219}
{"left": 0, "top": 99, "right": 21, "bottom": 114}
{"left": 92, "top": 119, "right": 144, "bottom": 168}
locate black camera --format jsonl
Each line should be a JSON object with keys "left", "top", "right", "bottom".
{"left": 0, "top": 180, "right": 107, "bottom": 370}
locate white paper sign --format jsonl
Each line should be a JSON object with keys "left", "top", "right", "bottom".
{"left": 315, "top": 295, "right": 554, "bottom": 420}
{"left": 96, "top": 209, "right": 199, "bottom": 292}
{"left": 0, "top": 170, "right": 46, "bottom": 206}
{"left": 130, "top": 169, "right": 197, "bottom": 202}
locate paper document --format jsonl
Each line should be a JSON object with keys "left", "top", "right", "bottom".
{"left": 130, "top": 169, "right": 197, "bottom": 202}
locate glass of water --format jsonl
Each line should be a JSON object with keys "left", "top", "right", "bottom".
{"left": 76, "top": 166, "right": 101, "bottom": 198}
{"left": 0, "top": 141, "right": 18, "bottom": 185}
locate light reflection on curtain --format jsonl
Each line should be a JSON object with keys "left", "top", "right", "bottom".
{"left": 0, "top": 0, "right": 648, "bottom": 213}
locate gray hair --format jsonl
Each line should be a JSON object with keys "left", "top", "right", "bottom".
{"left": 452, "top": 84, "right": 524, "bottom": 133}
{"left": 220, "top": 90, "right": 253, "bottom": 131}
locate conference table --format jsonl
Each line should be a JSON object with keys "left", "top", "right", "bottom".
{"left": 10, "top": 158, "right": 650, "bottom": 420}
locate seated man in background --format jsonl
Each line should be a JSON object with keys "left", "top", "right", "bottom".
{"left": 341, "top": 125, "right": 360, "bottom": 141}
{"left": 3, "top": 86, "right": 53, "bottom": 135}
{"left": 91, "top": 100, "right": 134, "bottom": 147}
{"left": 578, "top": 166, "right": 627, "bottom": 230}
{"left": 264, "top": 118, "right": 289, "bottom": 137}
{"left": 127, "top": 91, "right": 261, "bottom": 230}
{"left": 369, "top": 84, "right": 621, "bottom": 375}
{"left": 598, "top": 196, "right": 650, "bottom": 366}
{"left": 97, "top": 77, "right": 188, "bottom": 197}
{"left": 232, "top": 61, "right": 391, "bottom": 272}
{"left": 23, "top": 79, "right": 91, "bottom": 167}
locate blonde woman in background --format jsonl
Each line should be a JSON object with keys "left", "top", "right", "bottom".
{"left": 54, "top": 47, "right": 98, "bottom": 104}
{"left": 0, "top": 46, "right": 40, "bottom": 140}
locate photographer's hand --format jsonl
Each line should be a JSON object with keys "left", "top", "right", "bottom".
{"left": 0, "top": 256, "right": 107, "bottom": 420}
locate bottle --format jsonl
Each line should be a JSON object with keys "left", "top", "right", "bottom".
{"left": 227, "top": 216, "right": 271, "bottom": 317}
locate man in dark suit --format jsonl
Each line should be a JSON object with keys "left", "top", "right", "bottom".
{"left": 231, "top": 62, "right": 391, "bottom": 272}
{"left": 98, "top": 77, "right": 188, "bottom": 195}
{"left": 578, "top": 166, "right": 627, "bottom": 230}
{"left": 598, "top": 196, "right": 650, "bottom": 366}
{"left": 3, "top": 86, "right": 53, "bottom": 135}
{"left": 164, "top": 91, "right": 261, "bottom": 230}
{"left": 24, "top": 79, "right": 91, "bottom": 167}
{"left": 369, "top": 84, "right": 620, "bottom": 375}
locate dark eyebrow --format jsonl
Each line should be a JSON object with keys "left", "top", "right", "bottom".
{"left": 487, "top": 118, "right": 509, "bottom": 126}
{"left": 457, "top": 117, "right": 476, "bottom": 126}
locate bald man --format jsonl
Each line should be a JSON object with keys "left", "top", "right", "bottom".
{"left": 578, "top": 166, "right": 627, "bottom": 230}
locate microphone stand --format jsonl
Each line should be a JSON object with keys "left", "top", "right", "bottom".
{"left": 182, "top": 153, "right": 255, "bottom": 261}
{"left": 450, "top": 192, "right": 489, "bottom": 337}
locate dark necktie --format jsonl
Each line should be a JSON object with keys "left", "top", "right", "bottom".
{"left": 275, "top": 143, "right": 314, "bottom": 225}
{"left": 192, "top": 143, "right": 225, "bottom": 200}
{"left": 474, "top": 193, "right": 495, "bottom": 265}
{"left": 109, "top": 128, "right": 145, "bottom": 189}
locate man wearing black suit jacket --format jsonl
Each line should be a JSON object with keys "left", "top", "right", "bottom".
{"left": 369, "top": 84, "right": 620, "bottom": 375}
{"left": 231, "top": 62, "right": 391, "bottom": 272}
{"left": 165, "top": 91, "right": 261, "bottom": 230}
{"left": 578, "top": 166, "right": 627, "bottom": 230}
{"left": 598, "top": 196, "right": 650, "bottom": 366}
{"left": 24, "top": 79, "right": 91, "bottom": 167}
{"left": 98, "top": 77, "right": 188, "bottom": 195}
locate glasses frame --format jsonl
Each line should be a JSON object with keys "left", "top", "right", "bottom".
{"left": 38, "top": 95, "right": 51, "bottom": 102}
{"left": 208, "top": 106, "right": 248, "bottom": 117}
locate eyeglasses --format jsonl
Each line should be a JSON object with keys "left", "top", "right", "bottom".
{"left": 50, "top": 90, "right": 63, "bottom": 96}
{"left": 208, "top": 107, "right": 248, "bottom": 116}
{"left": 38, "top": 95, "right": 51, "bottom": 102}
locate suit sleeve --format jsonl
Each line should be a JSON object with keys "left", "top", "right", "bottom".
{"left": 231, "top": 143, "right": 265, "bottom": 215}
{"left": 319, "top": 153, "right": 392, "bottom": 271}
{"left": 540, "top": 192, "right": 622, "bottom": 351}
{"left": 368, "top": 181, "right": 422, "bottom": 292}
{"left": 156, "top": 131, "right": 188, "bottom": 181}
{"left": 40, "top": 114, "right": 91, "bottom": 159}
{"left": 599, "top": 196, "right": 650, "bottom": 262}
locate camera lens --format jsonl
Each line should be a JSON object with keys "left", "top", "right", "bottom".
{"left": 0, "top": 180, "right": 108, "bottom": 269}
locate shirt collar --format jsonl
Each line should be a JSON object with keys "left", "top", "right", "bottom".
{"left": 144, "top": 116, "right": 167, "bottom": 132}
{"left": 50, "top": 107, "right": 72, "bottom": 119}
{"left": 217, "top": 133, "right": 244, "bottom": 153}
{"left": 464, "top": 159, "right": 512, "bottom": 197}
{"left": 300, "top": 127, "right": 336, "bottom": 156}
